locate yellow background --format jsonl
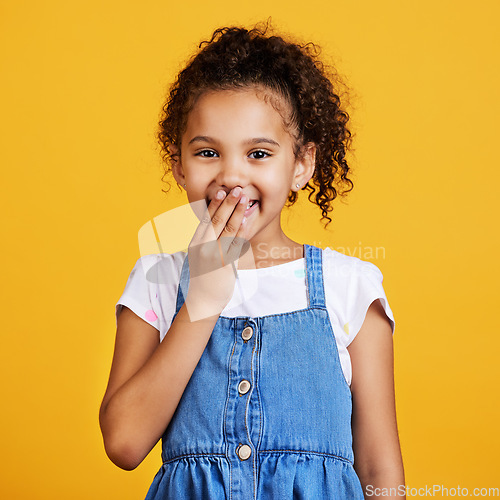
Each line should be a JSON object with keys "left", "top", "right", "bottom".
{"left": 1, "top": 0, "right": 498, "bottom": 497}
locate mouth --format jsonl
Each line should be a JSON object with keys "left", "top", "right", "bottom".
{"left": 244, "top": 199, "right": 259, "bottom": 217}
{"left": 207, "top": 197, "right": 259, "bottom": 217}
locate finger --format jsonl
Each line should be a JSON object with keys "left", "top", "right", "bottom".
{"left": 198, "top": 187, "right": 244, "bottom": 244}
{"left": 218, "top": 193, "right": 248, "bottom": 257}
{"left": 188, "top": 192, "right": 228, "bottom": 276}
{"left": 189, "top": 190, "right": 227, "bottom": 247}
{"left": 189, "top": 191, "right": 247, "bottom": 277}
{"left": 225, "top": 215, "right": 251, "bottom": 265}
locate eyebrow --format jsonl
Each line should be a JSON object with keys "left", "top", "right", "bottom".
{"left": 188, "top": 136, "right": 280, "bottom": 148}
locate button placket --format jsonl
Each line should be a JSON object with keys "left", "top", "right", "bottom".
{"left": 225, "top": 320, "right": 258, "bottom": 498}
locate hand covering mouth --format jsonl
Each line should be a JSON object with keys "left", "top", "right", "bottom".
{"left": 206, "top": 196, "right": 259, "bottom": 210}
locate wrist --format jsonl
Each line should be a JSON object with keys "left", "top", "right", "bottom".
{"left": 184, "top": 290, "right": 225, "bottom": 322}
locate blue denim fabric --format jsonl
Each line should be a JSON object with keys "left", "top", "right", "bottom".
{"left": 145, "top": 244, "right": 364, "bottom": 499}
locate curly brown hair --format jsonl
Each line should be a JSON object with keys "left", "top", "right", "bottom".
{"left": 158, "top": 20, "right": 355, "bottom": 228}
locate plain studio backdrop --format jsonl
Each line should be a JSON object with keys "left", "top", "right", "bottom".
{"left": 1, "top": 0, "right": 498, "bottom": 498}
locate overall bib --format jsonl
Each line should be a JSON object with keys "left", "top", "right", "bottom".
{"left": 145, "top": 244, "right": 365, "bottom": 499}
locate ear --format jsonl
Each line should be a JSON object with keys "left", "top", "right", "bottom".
{"left": 168, "top": 143, "right": 185, "bottom": 185}
{"left": 292, "top": 142, "right": 316, "bottom": 191}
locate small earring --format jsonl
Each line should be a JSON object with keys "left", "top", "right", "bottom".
{"left": 296, "top": 183, "right": 300, "bottom": 189}
{"left": 183, "top": 184, "right": 186, "bottom": 188}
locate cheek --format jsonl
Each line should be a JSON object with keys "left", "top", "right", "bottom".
{"left": 185, "top": 168, "right": 207, "bottom": 187}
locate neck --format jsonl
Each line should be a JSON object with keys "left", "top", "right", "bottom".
{"left": 237, "top": 228, "right": 304, "bottom": 270}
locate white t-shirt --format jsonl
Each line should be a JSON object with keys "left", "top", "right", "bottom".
{"left": 115, "top": 247, "right": 395, "bottom": 386}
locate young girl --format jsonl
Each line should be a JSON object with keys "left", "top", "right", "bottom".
{"left": 100, "top": 23, "right": 405, "bottom": 499}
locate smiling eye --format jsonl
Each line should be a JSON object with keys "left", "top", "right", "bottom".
{"left": 196, "top": 149, "right": 218, "bottom": 158}
{"left": 249, "top": 150, "right": 270, "bottom": 160}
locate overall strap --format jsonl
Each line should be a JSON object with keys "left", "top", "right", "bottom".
{"left": 304, "top": 244, "right": 326, "bottom": 308}
{"left": 174, "top": 252, "right": 190, "bottom": 316}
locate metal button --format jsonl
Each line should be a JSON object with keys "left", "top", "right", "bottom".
{"left": 238, "top": 379, "right": 251, "bottom": 395}
{"left": 242, "top": 326, "right": 253, "bottom": 341}
{"left": 237, "top": 444, "right": 252, "bottom": 460}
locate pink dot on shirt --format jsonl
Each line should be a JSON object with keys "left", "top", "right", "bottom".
{"left": 145, "top": 310, "right": 158, "bottom": 322}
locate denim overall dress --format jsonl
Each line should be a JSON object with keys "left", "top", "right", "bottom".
{"left": 145, "top": 244, "right": 365, "bottom": 499}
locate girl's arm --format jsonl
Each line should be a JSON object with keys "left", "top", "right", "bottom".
{"left": 99, "top": 297, "right": 221, "bottom": 471}
{"left": 348, "top": 298, "right": 405, "bottom": 499}
{"left": 100, "top": 186, "right": 249, "bottom": 471}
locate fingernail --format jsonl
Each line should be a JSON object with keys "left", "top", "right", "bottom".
{"left": 240, "top": 195, "right": 248, "bottom": 205}
{"left": 216, "top": 190, "right": 225, "bottom": 200}
{"left": 232, "top": 187, "right": 242, "bottom": 197}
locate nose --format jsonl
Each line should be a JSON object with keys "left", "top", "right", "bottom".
{"left": 215, "top": 157, "right": 248, "bottom": 192}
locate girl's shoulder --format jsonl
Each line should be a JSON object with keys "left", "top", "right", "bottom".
{"left": 116, "top": 251, "right": 188, "bottom": 339}
{"left": 130, "top": 251, "right": 187, "bottom": 282}
{"left": 321, "top": 246, "right": 384, "bottom": 281}
{"left": 321, "top": 246, "right": 395, "bottom": 339}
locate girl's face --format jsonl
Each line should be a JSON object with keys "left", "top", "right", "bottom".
{"left": 172, "top": 88, "right": 315, "bottom": 247}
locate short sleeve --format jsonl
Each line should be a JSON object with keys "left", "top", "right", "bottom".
{"left": 345, "top": 261, "right": 395, "bottom": 345}
{"left": 115, "top": 255, "right": 161, "bottom": 331}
